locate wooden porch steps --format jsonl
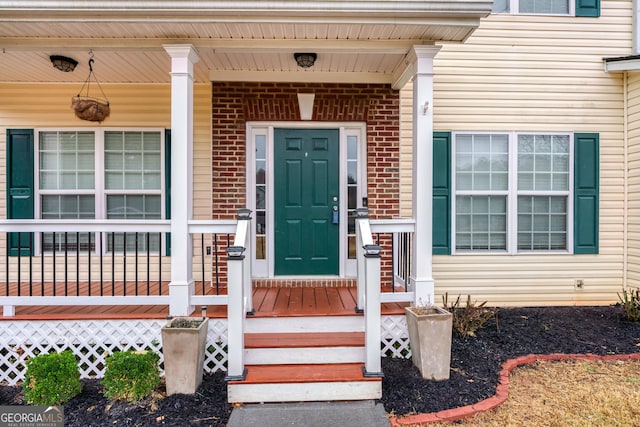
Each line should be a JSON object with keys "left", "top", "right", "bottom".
{"left": 245, "top": 332, "right": 364, "bottom": 348}
{"left": 228, "top": 318, "right": 382, "bottom": 403}
{"left": 244, "top": 332, "right": 366, "bottom": 365}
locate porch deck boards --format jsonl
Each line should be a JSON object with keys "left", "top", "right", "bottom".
{"left": 1, "top": 285, "right": 407, "bottom": 320}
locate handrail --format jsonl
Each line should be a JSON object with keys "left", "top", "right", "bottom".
{"left": 225, "top": 210, "right": 252, "bottom": 381}
{"left": 369, "top": 218, "right": 415, "bottom": 233}
{"left": 355, "top": 210, "right": 383, "bottom": 377}
{"left": 0, "top": 219, "right": 170, "bottom": 233}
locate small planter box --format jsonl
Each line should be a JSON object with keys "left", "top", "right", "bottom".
{"left": 161, "top": 317, "right": 209, "bottom": 395}
{"left": 405, "top": 306, "right": 452, "bottom": 381}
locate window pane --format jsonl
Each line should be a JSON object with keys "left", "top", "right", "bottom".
{"left": 39, "top": 131, "right": 95, "bottom": 190}
{"left": 518, "top": 196, "right": 567, "bottom": 251}
{"left": 255, "top": 135, "right": 266, "bottom": 159}
{"left": 455, "top": 134, "right": 509, "bottom": 192}
{"left": 107, "top": 195, "right": 161, "bottom": 219}
{"left": 492, "top": 0, "right": 509, "bottom": 12}
{"left": 518, "top": 134, "right": 569, "bottom": 191}
{"left": 520, "top": 0, "right": 568, "bottom": 13}
{"left": 455, "top": 195, "right": 507, "bottom": 251}
{"left": 105, "top": 131, "right": 162, "bottom": 190}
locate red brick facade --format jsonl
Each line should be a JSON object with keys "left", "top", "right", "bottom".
{"left": 211, "top": 82, "right": 400, "bottom": 285}
{"left": 211, "top": 82, "right": 400, "bottom": 220}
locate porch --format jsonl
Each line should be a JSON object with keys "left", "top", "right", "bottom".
{"left": 0, "top": 214, "right": 412, "bottom": 401}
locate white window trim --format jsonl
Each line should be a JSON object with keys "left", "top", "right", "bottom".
{"left": 493, "top": 0, "right": 574, "bottom": 15}
{"left": 246, "top": 122, "right": 367, "bottom": 278}
{"left": 34, "top": 127, "right": 166, "bottom": 255}
{"left": 452, "top": 131, "right": 574, "bottom": 255}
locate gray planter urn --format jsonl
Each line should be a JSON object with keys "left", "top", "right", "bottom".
{"left": 404, "top": 306, "right": 452, "bottom": 381}
{"left": 161, "top": 317, "right": 209, "bottom": 395}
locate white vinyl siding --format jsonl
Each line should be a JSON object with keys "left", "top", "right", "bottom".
{"left": 627, "top": 73, "right": 640, "bottom": 289}
{"left": 0, "top": 83, "right": 212, "bottom": 281}
{"left": 400, "top": 2, "right": 630, "bottom": 305}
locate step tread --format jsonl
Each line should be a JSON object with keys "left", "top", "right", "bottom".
{"left": 245, "top": 332, "right": 365, "bottom": 348}
{"left": 229, "top": 363, "right": 380, "bottom": 384}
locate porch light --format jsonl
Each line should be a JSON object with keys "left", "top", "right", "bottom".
{"left": 50, "top": 55, "right": 78, "bottom": 72}
{"left": 363, "top": 244, "right": 382, "bottom": 257}
{"left": 294, "top": 53, "right": 317, "bottom": 68}
{"left": 355, "top": 208, "right": 369, "bottom": 218}
{"left": 227, "top": 246, "right": 246, "bottom": 259}
{"left": 237, "top": 209, "right": 252, "bottom": 220}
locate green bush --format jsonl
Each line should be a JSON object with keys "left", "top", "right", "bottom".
{"left": 443, "top": 293, "right": 497, "bottom": 337}
{"left": 23, "top": 351, "right": 82, "bottom": 406}
{"left": 618, "top": 288, "right": 640, "bottom": 322}
{"left": 102, "top": 351, "right": 160, "bottom": 402}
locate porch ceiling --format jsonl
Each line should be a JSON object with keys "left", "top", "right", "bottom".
{"left": 0, "top": 0, "right": 491, "bottom": 85}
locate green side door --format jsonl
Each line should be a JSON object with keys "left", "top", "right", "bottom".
{"left": 274, "top": 129, "right": 340, "bottom": 275}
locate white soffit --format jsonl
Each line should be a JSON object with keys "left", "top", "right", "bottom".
{"left": 0, "top": 0, "right": 492, "bottom": 84}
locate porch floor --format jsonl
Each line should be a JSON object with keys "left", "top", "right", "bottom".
{"left": 1, "top": 285, "right": 408, "bottom": 320}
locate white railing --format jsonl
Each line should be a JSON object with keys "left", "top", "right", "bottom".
{"left": 355, "top": 209, "right": 383, "bottom": 377}
{"left": 225, "top": 211, "right": 252, "bottom": 380}
{"left": 370, "top": 218, "right": 415, "bottom": 303}
{"left": 0, "top": 218, "right": 240, "bottom": 317}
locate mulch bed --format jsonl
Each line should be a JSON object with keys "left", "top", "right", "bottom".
{"left": 1, "top": 305, "right": 639, "bottom": 426}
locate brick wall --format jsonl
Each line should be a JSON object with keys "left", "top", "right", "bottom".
{"left": 211, "top": 82, "right": 400, "bottom": 220}
{"left": 211, "top": 82, "right": 400, "bottom": 286}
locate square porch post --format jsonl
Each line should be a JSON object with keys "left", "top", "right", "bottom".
{"left": 164, "top": 44, "right": 200, "bottom": 316}
{"left": 409, "top": 45, "right": 441, "bottom": 306}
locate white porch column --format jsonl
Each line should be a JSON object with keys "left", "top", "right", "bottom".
{"left": 410, "top": 45, "right": 441, "bottom": 306}
{"left": 164, "top": 44, "right": 200, "bottom": 316}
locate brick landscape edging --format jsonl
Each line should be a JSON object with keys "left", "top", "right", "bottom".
{"left": 389, "top": 352, "right": 640, "bottom": 426}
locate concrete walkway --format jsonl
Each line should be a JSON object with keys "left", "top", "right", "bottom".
{"left": 227, "top": 400, "right": 391, "bottom": 427}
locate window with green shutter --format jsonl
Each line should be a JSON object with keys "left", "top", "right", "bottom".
{"left": 492, "top": 0, "right": 599, "bottom": 16}
{"left": 440, "top": 131, "right": 599, "bottom": 255}
{"left": 5, "top": 128, "right": 171, "bottom": 255}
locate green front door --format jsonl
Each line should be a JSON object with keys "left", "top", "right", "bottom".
{"left": 274, "top": 129, "right": 340, "bottom": 275}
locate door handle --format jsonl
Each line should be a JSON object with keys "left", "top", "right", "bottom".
{"left": 332, "top": 205, "right": 339, "bottom": 224}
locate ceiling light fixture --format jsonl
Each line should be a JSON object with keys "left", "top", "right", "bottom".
{"left": 294, "top": 53, "right": 317, "bottom": 68}
{"left": 50, "top": 55, "right": 78, "bottom": 72}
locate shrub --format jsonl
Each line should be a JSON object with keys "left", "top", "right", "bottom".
{"left": 618, "top": 288, "right": 640, "bottom": 322}
{"left": 23, "top": 351, "right": 82, "bottom": 405}
{"left": 443, "top": 293, "right": 497, "bottom": 337}
{"left": 102, "top": 350, "right": 160, "bottom": 402}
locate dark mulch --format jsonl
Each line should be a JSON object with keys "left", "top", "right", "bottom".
{"left": 1, "top": 306, "right": 639, "bottom": 426}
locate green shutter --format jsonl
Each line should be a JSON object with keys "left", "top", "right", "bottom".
{"left": 433, "top": 132, "right": 451, "bottom": 255}
{"left": 576, "top": 0, "right": 600, "bottom": 17}
{"left": 165, "top": 129, "right": 171, "bottom": 256}
{"left": 574, "top": 133, "right": 599, "bottom": 254}
{"left": 6, "top": 129, "right": 35, "bottom": 256}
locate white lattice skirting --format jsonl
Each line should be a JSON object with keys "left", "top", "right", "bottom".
{"left": 0, "top": 316, "right": 409, "bottom": 386}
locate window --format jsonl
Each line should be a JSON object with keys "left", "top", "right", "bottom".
{"left": 453, "top": 132, "right": 571, "bottom": 253}
{"left": 493, "top": 0, "right": 599, "bottom": 15}
{"left": 37, "top": 129, "right": 165, "bottom": 253}
{"left": 493, "top": 0, "right": 569, "bottom": 14}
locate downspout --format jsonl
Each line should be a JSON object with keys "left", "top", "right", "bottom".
{"left": 623, "top": 71, "right": 629, "bottom": 291}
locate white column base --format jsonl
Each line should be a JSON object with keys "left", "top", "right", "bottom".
{"left": 410, "top": 277, "right": 435, "bottom": 306}
{"left": 169, "top": 280, "right": 195, "bottom": 316}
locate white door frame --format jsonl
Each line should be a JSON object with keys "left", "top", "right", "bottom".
{"left": 246, "top": 121, "right": 367, "bottom": 278}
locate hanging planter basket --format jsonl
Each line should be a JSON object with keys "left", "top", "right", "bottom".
{"left": 72, "top": 57, "right": 110, "bottom": 122}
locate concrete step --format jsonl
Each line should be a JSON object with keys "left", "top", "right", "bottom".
{"left": 227, "top": 363, "right": 382, "bottom": 403}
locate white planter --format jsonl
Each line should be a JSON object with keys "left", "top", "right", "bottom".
{"left": 404, "top": 306, "right": 452, "bottom": 381}
{"left": 161, "top": 317, "right": 209, "bottom": 395}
